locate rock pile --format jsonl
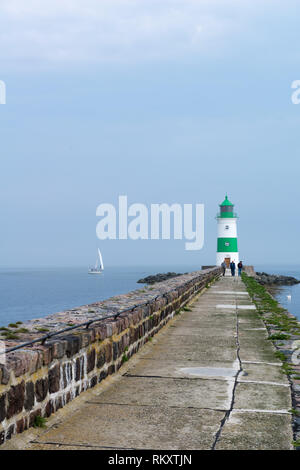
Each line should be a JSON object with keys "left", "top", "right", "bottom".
{"left": 256, "top": 272, "right": 300, "bottom": 286}
{"left": 137, "top": 272, "right": 183, "bottom": 284}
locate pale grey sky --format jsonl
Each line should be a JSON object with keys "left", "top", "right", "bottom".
{"left": 0, "top": 0, "right": 299, "bottom": 267}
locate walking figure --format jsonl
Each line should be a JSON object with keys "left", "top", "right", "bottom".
{"left": 230, "top": 261, "right": 236, "bottom": 277}
{"left": 238, "top": 261, "right": 243, "bottom": 276}
{"left": 221, "top": 260, "right": 226, "bottom": 276}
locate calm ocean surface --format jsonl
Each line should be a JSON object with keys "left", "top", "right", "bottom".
{"left": 0, "top": 265, "right": 299, "bottom": 327}
{"left": 0, "top": 265, "right": 199, "bottom": 327}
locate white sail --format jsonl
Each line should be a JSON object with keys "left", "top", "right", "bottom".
{"left": 88, "top": 248, "right": 104, "bottom": 274}
{"left": 98, "top": 248, "right": 104, "bottom": 270}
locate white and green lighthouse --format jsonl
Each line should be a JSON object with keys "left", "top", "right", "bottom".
{"left": 216, "top": 195, "right": 239, "bottom": 266}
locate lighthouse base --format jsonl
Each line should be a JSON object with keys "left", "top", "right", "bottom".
{"left": 216, "top": 252, "right": 239, "bottom": 266}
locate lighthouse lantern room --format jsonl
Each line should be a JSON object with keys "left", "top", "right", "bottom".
{"left": 216, "top": 195, "right": 239, "bottom": 267}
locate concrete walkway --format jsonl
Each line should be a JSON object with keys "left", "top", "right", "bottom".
{"left": 6, "top": 276, "right": 293, "bottom": 450}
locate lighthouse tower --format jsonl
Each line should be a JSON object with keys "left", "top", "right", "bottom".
{"left": 216, "top": 195, "right": 239, "bottom": 266}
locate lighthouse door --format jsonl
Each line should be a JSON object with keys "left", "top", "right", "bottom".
{"left": 225, "top": 257, "right": 230, "bottom": 268}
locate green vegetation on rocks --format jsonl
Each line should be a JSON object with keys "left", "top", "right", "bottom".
{"left": 268, "top": 333, "right": 291, "bottom": 340}
{"left": 33, "top": 415, "right": 47, "bottom": 428}
{"left": 121, "top": 353, "right": 129, "bottom": 364}
{"left": 242, "top": 272, "right": 300, "bottom": 449}
{"left": 2, "top": 332, "right": 19, "bottom": 339}
{"left": 241, "top": 273, "right": 300, "bottom": 337}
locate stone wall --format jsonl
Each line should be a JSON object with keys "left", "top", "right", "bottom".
{"left": 0, "top": 268, "right": 220, "bottom": 445}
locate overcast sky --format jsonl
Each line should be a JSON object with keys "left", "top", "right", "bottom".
{"left": 0, "top": 0, "right": 299, "bottom": 267}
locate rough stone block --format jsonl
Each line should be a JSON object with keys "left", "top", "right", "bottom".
{"left": 50, "top": 340, "right": 67, "bottom": 359}
{"left": 65, "top": 335, "right": 81, "bottom": 358}
{"left": 99, "top": 370, "right": 108, "bottom": 383}
{"left": 0, "top": 394, "right": 6, "bottom": 422}
{"left": 0, "top": 365, "right": 10, "bottom": 385}
{"left": 32, "top": 344, "right": 53, "bottom": 366}
{"left": 96, "top": 348, "right": 105, "bottom": 369}
{"left": 35, "top": 377, "right": 49, "bottom": 402}
{"left": 79, "top": 331, "right": 92, "bottom": 348}
{"left": 45, "top": 400, "right": 54, "bottom": 418}
{"left": 75, "top": 356, "right": 84, "bottom": 382}
{"left": 132, "top": 310, "right": 140, "bottom": 325}
{"left": 119, "top": 314, "right": 130, "bottom": 329}
{"left": 105, "top": 323, "right": 113, "bottom": 337}
{"left": 141, "top": 305, "right": 150, "bottom": 319}
{"left": 6, "top": 354, "right": 28, "bottom": 377}
{"left": 90, "top": 376, "right": 97, "bottom": 388}
{"left": 94, "top": 324, "right": 108, "bottom": 341}
{"left": 113, "top": 341, "right": 118, "bottom": 361}
{"left": 16, "top": 418, "right": 25, "bottom": 434}
{"left": 55, "top": 396, "right": 63, "bottom": 411}
{"left": 48, "top": 364, "right": 60, "bottom": 393}
{"left": 7, "top": 381, "right": 25, "bottom": 419}
{"left": 6, "top": 424, "right": 15, "bottom": 440}
{"left": 24, "top": 381, "right": 34, "bottom": 411}
{"left": 109, "top": 320, "right": 118, "bottom": 336}
{"left": 87, "top": 349, "right": 96, "bottom": 374}
{"left": 105, "top": 343, "right": 112, "bottom": 363}
{"left": 66, "top": 391, "right": 71, "bottom": 403}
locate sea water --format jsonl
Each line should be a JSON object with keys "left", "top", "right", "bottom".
{"left": 0, "top": 265, "right": 197, "bottom": 326}
{"left": 0, "top": 265, "right": 299, "bottom": 327}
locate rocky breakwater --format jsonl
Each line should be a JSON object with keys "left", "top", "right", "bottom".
{"left": 243, "top": 266, "right": 300, "bottom": 287}
{"left": 137, "top": 272, "right": 183, "bottom": 284}
{"left": 0, "top": 267, "right": 221, "bottom": 446}
{"left": 256, "top": 272, "right": 300, "bottom": 286}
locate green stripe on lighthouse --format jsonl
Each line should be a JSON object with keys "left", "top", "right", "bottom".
{"left": 217, "top": 238, "right": 238, "bottom": 252}
{"left": 217, "top": 211, "right": 237, "bottom": 218}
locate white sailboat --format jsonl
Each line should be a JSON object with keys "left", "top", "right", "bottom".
{"left": 88, "top": 248, "right": 104, "bottom": 274}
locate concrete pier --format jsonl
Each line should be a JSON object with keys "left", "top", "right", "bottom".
{"left": 4, "top": 276, "right": 293, "bottom": 450}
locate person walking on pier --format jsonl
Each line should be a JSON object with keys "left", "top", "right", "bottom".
{"left": 221, "top": 260, "right": 226, "bottom": 276}
{"left": 238, "top": 261, "right": 243, "bottom": 276}
{"left": 230, "top": 261, "right": 236, "bottom": 277}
